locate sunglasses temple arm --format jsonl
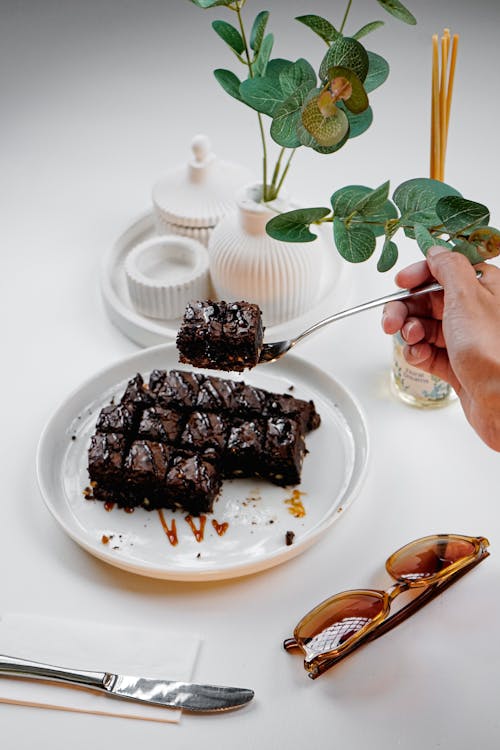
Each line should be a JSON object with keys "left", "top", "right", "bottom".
{"left": 312, "top": 552, "right": 489, "bottom": 677}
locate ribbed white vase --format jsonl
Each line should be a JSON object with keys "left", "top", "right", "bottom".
{"left": 208, "top": 185, "right": 324, "bottom": 326}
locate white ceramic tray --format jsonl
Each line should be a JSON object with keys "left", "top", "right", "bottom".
{"left": 36, "top": 344, "right": 369, "bottom": 581}
{"left": 101, "top": 212, "right": 349, "bottom": 348}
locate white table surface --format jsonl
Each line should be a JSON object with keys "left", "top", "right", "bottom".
{"left": 2, "top": 0, "right": 499, "bottom": 747}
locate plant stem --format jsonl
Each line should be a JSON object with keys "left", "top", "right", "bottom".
{"left": 270, "top": 147, "right": 286, "bottom": 192}
{"left": 339, "top": 0, "right": 353, "bottom": 34}
{"left": 274, "top": 149, "right": 296, "bottom": 197}
{"left": 234, "top": 4, "right": 269, "bottom": 201}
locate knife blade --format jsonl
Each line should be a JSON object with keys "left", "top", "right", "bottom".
{"left": 0, "top": 654, "right": 254, "bottom": 712}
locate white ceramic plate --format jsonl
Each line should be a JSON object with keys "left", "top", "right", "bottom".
{"left": 101, "top": 213, "right": 349, "bottom": 348}
{"left": 36, "top": 345, "right": 369, "bottom": 581}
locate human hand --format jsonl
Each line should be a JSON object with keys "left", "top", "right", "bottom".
{"left": 382, "top": 246, "right": 500, "bottom": 451}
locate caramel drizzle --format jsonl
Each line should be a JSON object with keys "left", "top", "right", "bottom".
{"left": 211, "top": 519, "right": 229, "bottom": 537}
{"left": 185, "top": 514, "right": 207, "bottom": 542}
{"left": 158, "top": 510, "right": 179, "bottom": 546}
{"left": 285, "top": 490, "right": 306, "bottom": 518}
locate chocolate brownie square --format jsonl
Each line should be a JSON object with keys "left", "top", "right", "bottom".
{"left": 88, "top": 432, "right": 127, "bottom": 485}
{"left": 176, "top": 300, "right": 264, "bottom": 372}
{"left": 165, "top": 453, "right": 222, "bottom": 515}
{"left": 234, "top": 383, "right": 269, "bottom": 418}
{"left": 95, "top": 404, "right": 135, "bottom": 435}
{"left": 176, "top": 300, "right": 225, "bottom": 369}
{"left": 265, "top": 392, "right": 321, "bottom": 433}
{"left": 123, "top": 440, "right": 172, "bottom": 487}
{"left": 138, "top": 406, "right": 184, "bottom": 445}
{"left": 179, "top": 411, "right": 228, "bottom": 461}
{"left": 223, "top": 419, "right": 266, "bottom": 478}
{"left": 120, "top": 373, "right": 154, "bottom": 414}
{"left": 262, "top": 416, "right": 307, "bottom": 487}
{"left": 156, "top": 370, "right": 205, "bottom": 411}
{"left": 148, "top": 369, "right": 168, "bottom": 395}
{"left": 195, "top": 375, "right": 240, "bottom": 413}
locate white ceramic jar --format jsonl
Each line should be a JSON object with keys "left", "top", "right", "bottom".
{"left": 152, "top": 135, "right": 254, "bottom": 247}
{"left": 208, "top": 184, "right": 325, "bottom": 326}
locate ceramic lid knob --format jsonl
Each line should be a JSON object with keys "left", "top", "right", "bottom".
{"left": 152, "top": 135, "right": 253, "bottom": 229}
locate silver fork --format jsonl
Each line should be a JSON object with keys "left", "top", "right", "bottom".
{"left": 258, "top": 274, "right": 481, "bottom": 364}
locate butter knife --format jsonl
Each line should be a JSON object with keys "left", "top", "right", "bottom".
{"left": 0, "top": 654, "right": 254, "bottom": 712}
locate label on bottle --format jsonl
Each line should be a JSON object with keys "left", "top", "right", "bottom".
{"left": 391, "top": 333, "right": 452, "bottom": 406}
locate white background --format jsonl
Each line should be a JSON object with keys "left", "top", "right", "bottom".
{"left": 2, "top": 0, "right": 500, "bottom": 748}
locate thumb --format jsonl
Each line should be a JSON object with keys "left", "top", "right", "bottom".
{"left": 426, "top": 246, "right": 478, "bottom": 295}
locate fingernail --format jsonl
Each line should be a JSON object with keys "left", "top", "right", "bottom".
{"left": 427, "top": 245, "right": 449, "bottom": 259}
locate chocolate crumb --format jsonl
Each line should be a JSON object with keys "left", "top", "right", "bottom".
{"left": 71, "top": 435, "right": 76, "bottom": 441}
{"left": 285, "top": 530, "right": 295, "bottom": 546}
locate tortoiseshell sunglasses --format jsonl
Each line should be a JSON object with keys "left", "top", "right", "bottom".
{"left": 284, "top": 534, "right": 490, "bottom": 679}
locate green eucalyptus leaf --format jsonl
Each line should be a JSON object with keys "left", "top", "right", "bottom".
{"left": 296, "top": 116, "right": 350, "bottom": 153}
{"left": 338, "top": 102, "right": 373, "bottom": 138}
{"left": 279, "top": 58, "right": 316, "bottom": 97}
{"left": 331, "top": 185, "right": 396, "bottom": 237}
{"left": 364, "top": 51, "right": 389, "bottom": 93}
{"left": 270, "top": 81, "right": 312, "bottom": 147}
{"left": 266, "top": 207, "right": 331, "bottom": 242}
{"left": 334, "top": 218, "right": 377, "bottom": 262}
{"left": 331, "top": 185, "right": 374, "bottom": 217}
{"left": 319, "top": 37, "right": 369, "bottom": 83}
{"left": 414, "top": 223, "right": 453, "bottom": 255}
{"left": 295, "top": 14, "right": 340, "bottom": 44}
{"left": 266, "top": 58, "right": 294, "bottom": 80}
{"left": 353, "top": 21, "right": 385, "bottom": 40}
{"left": 253, "top": 33, "right": 274, "bottom": 77}
{"left": 250, "top": 10, "right": 270, "bottom": 53}
{"left": 376, "top": 0, "right": 417, "bottom": 25}
{"left": 190, "top": 0, "right": 235, "bottom": 8}
{"left": 301, "top": 96, "right": 349, "bottom": 147}
{"left": 436, "top": 196, "right": 490, "bottom": 235}
{"left": 326, "top": 66, "right": 368, "bottom": 114}
{"left": 451, "top": 240, "right": 485, "bottom": 264}
{"left": 393, "top": 178, "right": 462, "bottom": 237}
{"left": 213, "top": 69, "right": 243, "bottom": 102}
{"left": 353, "top": 181, "right": 390, "bottom": 214}
{"left": 377, "top": 237, "right": 398, "bottom": 271}
{"left": 239, "top": 75, "right": 284, "bottom": 116}
{"left": 212, "top": 20, "right": 245, "bottom": 55}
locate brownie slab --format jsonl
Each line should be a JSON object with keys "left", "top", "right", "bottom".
{"left": 223, "top": 419, "right": 265, "bottom": 478}
{"left": 176, "top": 300, "right": 264, "bottom": 372}
{"left": 95, "top": 404, "right": 136, "bottom": 435}
{"left": 262, "top": 417, "right": 307, "bottom": 487}
{"left": 179, "top": 411, "right": 228, "bottom": 461}
{"left": 138, "top": 406, "right": 184, "bottom": 445}
{"left": 165, "top": 453, "right": 222, "bottom": 515}
{"left": 195, "top": 375, "right": 240, "bottom": 413}
{"left": 265, "top": 392, "right": 321, "bottom": 433}
{"left": 156, "top": 370, "right": 205, "bottom": 411}
{"left": 88, "top": 432, "right": 127, "bottom": 485}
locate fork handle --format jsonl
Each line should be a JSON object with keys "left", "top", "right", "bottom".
{"left": 295, "top": 272, "right": 481, "bottom": 345}
{"left": 0, "top": 653, "right": 107, "bottom": 690}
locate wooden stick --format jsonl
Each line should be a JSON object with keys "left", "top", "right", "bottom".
{"left": 439, "top": 30, "right": 450, "bottom": 179}
{"left": 443, "top": 34, "right": 459, "bottom": 168}
{"left": 430, "top": 34, "right": 440, "bottom": 180}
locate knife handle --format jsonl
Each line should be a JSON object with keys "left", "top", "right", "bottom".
{"left": 0, "top": 654, "right": 109, "bottom": 691}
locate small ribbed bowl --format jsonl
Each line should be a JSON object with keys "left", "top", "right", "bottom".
{"left": 125, "top": 236, "right": 210, "bottom": 320}
{"left": 154, "top": 212, "right": 213, "bottom": 248}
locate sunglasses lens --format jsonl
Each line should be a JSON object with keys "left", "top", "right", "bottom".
{"left": 387, "top": 535, "right": 476, "bottom": 582}
{"left": 296, "top": 592, "right": 385, "bottom": 655}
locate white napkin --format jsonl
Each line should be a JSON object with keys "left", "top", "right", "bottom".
{"left": 0, "top": 613, "right": 201, "bottom": 724}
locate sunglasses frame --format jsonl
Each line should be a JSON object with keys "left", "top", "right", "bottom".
{"left": 284, "top": 534, "right": 490, "bottom": 679}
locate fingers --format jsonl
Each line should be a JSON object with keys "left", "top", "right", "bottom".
{"left": 426, "top": 246, "right": 479, "bottom": 296}
{"left": 394, "top": 259, "right": 434, "bottom": 290}
{"left": 402, "top": 342, "right": 461, "bottom": 393}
